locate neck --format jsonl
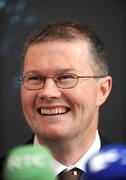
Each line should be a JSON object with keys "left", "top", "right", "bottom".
{"left": 36, "top": 130, "right": 97, "bottom": 166}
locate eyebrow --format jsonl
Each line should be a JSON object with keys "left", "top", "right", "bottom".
{"left": 24, "top": 68, "right": 75, "bottom": 75}
{"left": 56, "top": 68, "right": 75, "bottom": 74}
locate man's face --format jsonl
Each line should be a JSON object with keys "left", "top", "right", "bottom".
{"left": 21, "top": 40, "right": 109, "bottom": 142}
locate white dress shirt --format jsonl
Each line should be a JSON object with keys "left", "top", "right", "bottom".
{"left": 34, "top": 131, "right": 101, "bottom": 176}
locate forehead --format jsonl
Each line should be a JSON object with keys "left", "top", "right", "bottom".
{"left": 23, "top": 40, "right": 93, "bottom": 75}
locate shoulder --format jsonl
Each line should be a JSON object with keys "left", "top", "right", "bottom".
{"left": 0, "top": 155, "right": 6, "bottom": 180}
{"left": 0, "top": 136, "right": 34, "bottom": 179}
{"left": 100, "top": 134, "right": 111, "bottom": 147}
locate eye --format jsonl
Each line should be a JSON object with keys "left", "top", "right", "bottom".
{"left": 56, "top": 74, "right": 76, "bottom": 83}
{"left": 24, "top": 74, "right": 44, "bottom": 84}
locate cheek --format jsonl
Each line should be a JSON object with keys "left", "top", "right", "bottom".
{"left": 64, "top": 87, "right": 86, "bottom": 115}
{"left": 20, "top": 88, "right": 36, "bottom": 110}
{"left": 70, "top": 84, "right": 98, "bottom": 110}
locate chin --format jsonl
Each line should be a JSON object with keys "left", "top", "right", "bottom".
{"left": 39, "top": 128, "right": 66, "bottom": 140}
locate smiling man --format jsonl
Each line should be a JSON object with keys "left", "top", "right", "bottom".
{"left": 20, "top": 20, "right": 112, "bottom": 179}
{"left": 0, "top": 20, "right": 112, "bottom": 180}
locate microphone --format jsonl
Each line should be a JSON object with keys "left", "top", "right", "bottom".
{"left": 3, "top": 145, "right": 57, "bottom": 180}
{"left": 85, "top": 144, "right": 126, "bottom": 179}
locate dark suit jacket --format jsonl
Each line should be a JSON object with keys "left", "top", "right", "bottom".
{"left": 0, "top": 134, "right": 110, "bottom": 180}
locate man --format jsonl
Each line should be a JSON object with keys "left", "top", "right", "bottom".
{"left": 0, "top": 20, "right": 112, "bottom": 179}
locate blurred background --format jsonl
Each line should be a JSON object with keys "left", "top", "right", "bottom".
{"left": 0, "top": 0, "right": 126, "bottom": 157}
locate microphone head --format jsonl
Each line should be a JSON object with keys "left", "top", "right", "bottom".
{"left": 85, "top": 144, "right": 126, "bottom": 180}
{"left": 3, "top": 145, "right": 56, "bottom": 180}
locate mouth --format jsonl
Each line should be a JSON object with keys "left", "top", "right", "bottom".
{"left": 38, "top": 107, "right": 70, "bottom": 116}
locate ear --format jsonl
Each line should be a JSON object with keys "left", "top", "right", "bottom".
{"left": 96, "top": 76, "right": 112, "bottom": 106}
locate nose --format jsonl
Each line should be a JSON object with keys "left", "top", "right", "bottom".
{"left": 38, "top": 78, "right": 62, "bottom": 99}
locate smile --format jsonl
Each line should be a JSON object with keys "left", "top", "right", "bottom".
{"left": 39, "top": 107, "right": 70, "bottom": 115}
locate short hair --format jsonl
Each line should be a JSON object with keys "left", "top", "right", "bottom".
{"left": 22, "top": 20, "right": 109, "bottom": 76}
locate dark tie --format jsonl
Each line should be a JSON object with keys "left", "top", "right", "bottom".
{"left": 57, "top": 167, "right": 85, "bottom": 180}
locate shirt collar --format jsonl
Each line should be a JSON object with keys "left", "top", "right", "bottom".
{"left": 34, "top": 131, "right": 101, "bottom": 175}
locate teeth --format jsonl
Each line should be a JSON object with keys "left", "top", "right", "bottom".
{"left": 40, "top": 107, "right": 67, "bottom": 115}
